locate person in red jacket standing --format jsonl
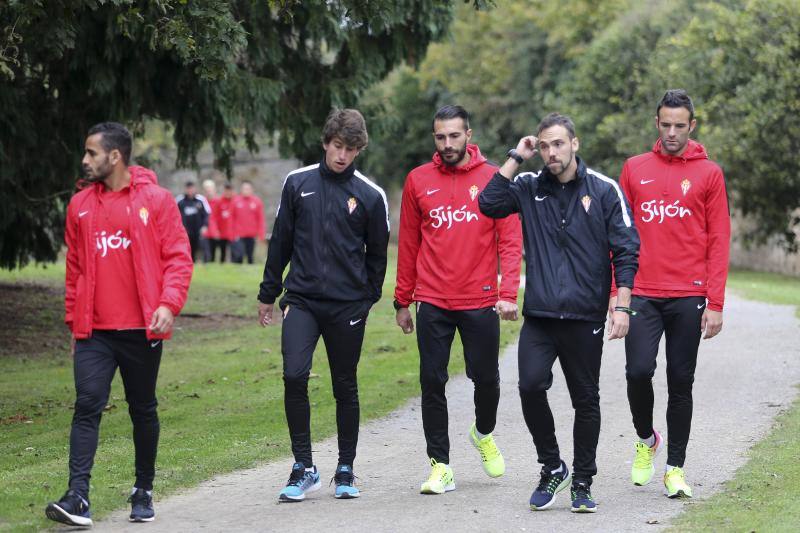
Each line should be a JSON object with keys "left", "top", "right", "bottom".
{"left": 201, "top": 179, "right": 220, "bottom": 262}
{"left": 232, "top": 180, "right": 266, "bottom": 264}
{"left": 212, "top": 182, "right": 237, "bottom": 262}
{"left": 45, "top": 122, "right": 193, "bottom": 527}
{"left": 394, "top": 105, "right": 522, "bottom": 494}
{"left": 615, "top": 90, "right": 730, "bottom": 498}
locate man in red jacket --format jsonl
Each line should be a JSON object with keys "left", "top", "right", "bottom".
{"left": 45, "top": 122, "right": 193, "bottom": 527}
{"left": 615, "top": 90, "right": 730, "bottom": 498}
{"left": 394, "top": 105, "right": 522, "bottom": 494}
{"left": 232, "top": 180, "right": 266, "bottom": 264}
{"left": 212, "top": 182, "right": 237, "bottom": 262}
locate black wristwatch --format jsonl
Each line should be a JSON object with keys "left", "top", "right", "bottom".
{"left": 506, "top": 148, "right": 524, "bottom": 165}
{"left": 393, "top": 299, "right": 407, "bottom": 311}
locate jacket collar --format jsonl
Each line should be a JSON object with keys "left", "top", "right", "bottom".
{"left": 320, "top": 157, "right": 356, "bottom": 182}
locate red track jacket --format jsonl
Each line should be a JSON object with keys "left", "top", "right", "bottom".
{"left": 64, "top": 166, "right": 193, "bottom": 339}
{"left": 233, "top": 194, "right": 266, "bottom": 240}
{"left": 618, "top": 139, "right": 730, "bottom": 311}
{"left": 395, "top": 144, "right": 522, "bottom": 309}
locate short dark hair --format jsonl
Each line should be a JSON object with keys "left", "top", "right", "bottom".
{"left": 657, "top": 89, "right": 694, "bottom": 122}
{"left": 223, "top": 182, "right": 234, "bottom": 190}
{"left": 322, "top": 108, "right": 368, "bottom": 149}
{"left": 536, "top": 113, "right": 576, "bottom": 139}
{"left": 87, "top": 122, "right": 132, "bottom": 164}
{"left": 432, "top": 105, "right": 470, "bottom": 131}
{"left": 185, "top": 180, "right": 195, "bottom": 188}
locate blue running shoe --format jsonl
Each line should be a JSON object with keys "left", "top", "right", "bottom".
{"left": 530, "top": 460, "right": 571, "bottom": 511}
{"left": 278, "top": 462, "right": 321, "bottom": 502}
{"left": 45, "top": 489, "right": 93, "bottom": 527}
{"left": 332, "top": 464, "right": 360, "bottom": 499}
{"left": 570, "top": 479, "right": 597, "bottom": 513}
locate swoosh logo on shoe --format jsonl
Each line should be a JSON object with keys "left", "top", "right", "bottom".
{"left": 593, "top": 327, "right": 602, "bottom": 335}
{"left": 640, "top": 179, "right": 654, "bottom": 185}
{"left": 79, "top": 210, "right": 89, "bottom": 217}
{"left": 697, "top": 303, "right": 706, "bottom": 309}
{"left": 301, "top": 191, "right": 315, "bottom": 197}
{"left": 535, "top": 195, "right": 548, "bottom": 201}
{"left": 349, "top": 319, "right": 362, "bottom": 326}
{"left": 426, "top": 189, "right": 440, "bottom": 196}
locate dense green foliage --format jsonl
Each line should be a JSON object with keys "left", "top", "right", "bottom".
{"left": 358, "top": 0, "right": 800, "bottom": 249}
{"left": 0, "top": 0, "right": 486, "bottom": 269}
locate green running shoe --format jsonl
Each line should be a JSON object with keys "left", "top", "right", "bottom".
{"left": 631, "top": 429, "right": 662, "bottom": 486}
{"left": 664, "top": 466, "right": 693, "bottom": 498}
{"left": 469, "top": 423, "right": 505, "bottom": 478}
{"left": 420, "top": 458, "right": 455, "bottom": 494}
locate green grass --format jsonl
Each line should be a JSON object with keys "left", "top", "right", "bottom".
{"left": 670, "top": 269, "right": 800, "bottom": 532}
{"left": 0, "top": 246, "right": 522, "bottom": 531}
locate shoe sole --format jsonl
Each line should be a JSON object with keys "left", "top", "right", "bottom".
{"left": 129, "top": 516, "right": 155, "bottom": 522}
{"left": 468, "top": 426, "right": 505, "bottom": 478}
{"left": 530, "top": 473, "right": 572, "bottom": 511}
{"left": 571, "top": 505, "right": 597, "bottom": 513}
{"left": 45, "top": 503, "right": 93, "bottom": 527}
{"left": 278, "top": 480, "right": 322, "bottom": 502}
{"left": 335, "top": 491, "right": 360, "bottom": 499}
{"left": 420, "top": 482, "right": 456, "bottom": 495}
{"left": 666, "top": 489, "right": 692, "bottom": 499}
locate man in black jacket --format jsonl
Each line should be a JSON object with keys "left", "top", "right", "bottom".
{"left": 479, "top": 113, "right": 639, "bottom": 513}
{"left": 257, "top": 109, "right": 390, "bottom": 502}
{"left": 176, "top": 181, "right": 210, "bottom": 262}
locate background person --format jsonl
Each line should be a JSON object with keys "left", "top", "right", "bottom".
{"left": 232, "top": 180, "right": 265, "bottom": 264}
{"left": 176, "top": 180, "right": 209, "bottom": 262}
{"left": 201, "top": 178, "right": 220, "bottom": 262}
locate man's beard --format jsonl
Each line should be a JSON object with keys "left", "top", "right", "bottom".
{"left": 83, "top": 160, "right": 112, "bottom": 183}
{"left": 439, "top": 144, "right": 467, "bottom": 167}
{"left": 548, "top": 151, "right": 574, "bottom": 176}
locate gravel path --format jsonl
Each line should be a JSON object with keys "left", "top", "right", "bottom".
{"left": 91, "top": 293, "right": 799, "bottom": 532}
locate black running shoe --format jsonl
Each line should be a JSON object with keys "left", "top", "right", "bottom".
{"left": 570, "top": 479, "right": 597, "bottom": 513}
{"left": 128, "top": 488, "right": 155, "bottom": 522}
{"left": 45, "top": 489, "right": 93, "bottom": 527}
{"left": 529, "top": 460, "right": 571, "bottom": 510}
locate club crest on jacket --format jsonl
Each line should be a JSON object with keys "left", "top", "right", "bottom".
{"left": 347, "top": 197, "right": 357, "bottom": 214}
{"left": 681, "top": 178, "right": 691, "bottom": 196}
{"left": 581, "top": 195, "right": 592, "bottom": 213}
{"left": 139, "top": 207, "right": 149, "bottom": 226}
{"left": 469, "top": 185, "right": 479, "bottom": 201}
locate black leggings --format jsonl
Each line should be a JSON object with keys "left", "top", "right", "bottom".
{"left": 518, "top": 316, "right": 604, "bottom": 482}
{"left": 625, "top": 296, "right": 704, "bottom": 467}
{"left": 69, "top": 330, "right": 162, "bottom": 496}
{"left": 416, "top": 302, "right": 500, "bottom": 464}
{"left": 280, "top": 295, "right": 369, "bottom": 468}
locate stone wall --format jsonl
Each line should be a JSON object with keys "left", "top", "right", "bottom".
{"left": 730, "top": 210, "right": 800, "bottom": 276}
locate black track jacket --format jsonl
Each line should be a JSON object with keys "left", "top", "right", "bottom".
{"left": 258, "top": 158, "right": 390, "bottom": 305}
{"left": 479, "top": 157, "right": 639, "bottom": 322}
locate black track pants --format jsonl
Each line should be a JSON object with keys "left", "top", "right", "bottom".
{"left": 69, "top": 330, "right": 162, "bottom": 496}
{"left": 416, "top": 302, "right": 500, "bottom": 464}
{"left": 518, "top": 316, "right": 604, "bottom": 482}
{"left": 280, "top": 295, "right": 369, "bottom": 468}
{"left": 625, "top": 296, "right": 704, "bottom": 467}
